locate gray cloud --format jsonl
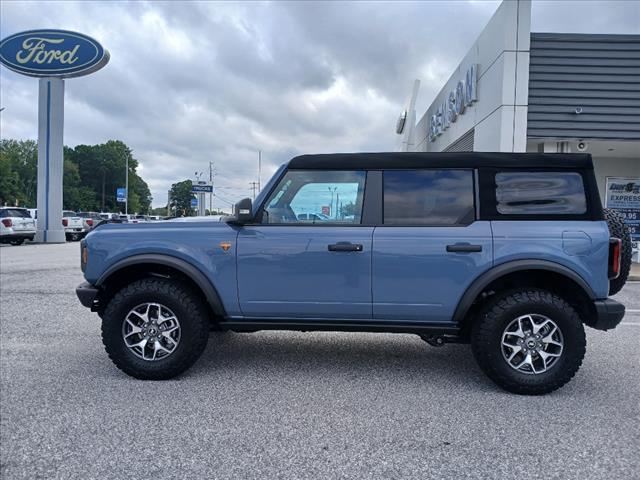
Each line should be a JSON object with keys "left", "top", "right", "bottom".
{"left": 1, "top": 0, "right": 638, "bottom": 208}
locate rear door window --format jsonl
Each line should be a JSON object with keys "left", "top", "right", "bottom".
{"left": 495, "top": 172, "right": 587, "bottom": 215}
{"left": 0, "top": 209, "right": 31, "bottom": 218}
{"left": 383, "top": 170, "right": 475, "bottom": 225}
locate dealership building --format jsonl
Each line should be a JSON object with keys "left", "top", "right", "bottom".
{"left": 399, "top": 0, "right": 639, "bottom": 259}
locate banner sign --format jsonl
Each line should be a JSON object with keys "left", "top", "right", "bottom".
{"left": 0, "top": 29, "right": 109, "bottom": 78}
{"left": 605, "top": 177, "right": 640, "bottom": 242}
{"left": 116, "top": 187, "right": 127, "bottom": 203}
{"left": 191, "top": 184, "right": 213, "bottom": 193}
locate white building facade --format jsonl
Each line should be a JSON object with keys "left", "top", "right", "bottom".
{"left": 403, "top": 0, "right": 639, "bottom": 258}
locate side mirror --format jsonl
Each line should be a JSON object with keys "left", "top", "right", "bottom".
{"left": 228, "top": 197, "right": 253, "bottom": 225}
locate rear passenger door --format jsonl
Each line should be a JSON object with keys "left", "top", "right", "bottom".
{"left": 372, "top": 169, "right": 493, "bottom": 323}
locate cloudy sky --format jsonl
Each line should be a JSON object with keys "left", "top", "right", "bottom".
{"left": 1, "top": 1, "right": 638, "bottom": 209}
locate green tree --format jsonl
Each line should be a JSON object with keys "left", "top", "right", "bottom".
{"left": 0, "top": 139, "right": 37, "bottom": 206}
{"left": 169, "top": 180, "right": 195, "bottom": 216}
{"left": 1, "top": 138, "right": 152, "bottom": 212}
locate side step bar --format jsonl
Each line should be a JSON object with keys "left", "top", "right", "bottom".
{"left": 219, "top": 320, "right": 460, "bottom": 336}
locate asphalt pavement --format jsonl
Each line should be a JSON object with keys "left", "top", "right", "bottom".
{"left": 1, "top": 242, "right": 639, "bottom": 479}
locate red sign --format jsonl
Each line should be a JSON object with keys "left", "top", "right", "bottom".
{"left": 321, "top": 206, "right": 330, "bottom": 215}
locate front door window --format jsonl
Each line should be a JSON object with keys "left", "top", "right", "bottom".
{"left": 262, "top": 170, "right": 366, "bottom": 224}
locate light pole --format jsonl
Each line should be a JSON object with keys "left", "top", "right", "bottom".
{"left": 328, "top": 186, "right": 337, "bottom": 218}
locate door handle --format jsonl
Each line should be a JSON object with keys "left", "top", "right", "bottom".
{"left": 446, "top": 243, "right": 482, "bottom": 253}
{"left": 328, "top": 242, "right": 363, "bottom": 252}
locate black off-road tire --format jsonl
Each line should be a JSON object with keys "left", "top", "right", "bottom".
{"left": 604, "top": 208, "right": 632, "bottom": 295}
{"left": 101, "top": 277, "right": 209, "bottom": 380}
{"left": 471, "top": 289, "right": 586, "bottom": 395}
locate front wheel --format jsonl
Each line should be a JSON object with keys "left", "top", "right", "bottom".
{"left": 101, "top": 278, "right": 210, "bottom": 379}
{"left": 10, "top": 238, "right": 24, "bottom": 246}
{"left": 471, "top": 289, "right": 586, "bottom": 395}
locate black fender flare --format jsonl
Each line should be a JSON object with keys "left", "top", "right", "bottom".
{"left": 452, "top": 259, "right": 596, "bottom": 323}
{"left": 96, "top": 254, "right": 226, "bottom": 316}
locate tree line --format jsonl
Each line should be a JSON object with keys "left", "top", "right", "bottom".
{"left": 0, "top": 139, "right": 152, "bottom": 213}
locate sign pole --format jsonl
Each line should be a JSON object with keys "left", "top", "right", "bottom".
{"left": 35, "top": 77, "right": 65, "bottom": 243}
{"left": 125, "top": 155, "right": 129, "bottom": 215}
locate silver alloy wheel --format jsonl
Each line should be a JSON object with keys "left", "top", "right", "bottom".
{"left": 122, "top": 303, "right": 181, "bottom": 361}
{"left": 501, "top": 314, "right": 564, "bottom": 375}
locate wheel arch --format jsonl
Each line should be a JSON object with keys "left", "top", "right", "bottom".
{"left": 96, "top": 254, "right": 226, "bottom": 318}
{"left": 454, "top": 260, "right": 597, "bottom": 331}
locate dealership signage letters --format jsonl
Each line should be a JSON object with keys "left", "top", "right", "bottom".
{"left": 428, "top": 64, "right": 478, "bottom": 142}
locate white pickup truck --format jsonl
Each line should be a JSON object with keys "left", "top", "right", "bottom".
{"left": 62, "top": 211, "right": 86, "bottom": 241}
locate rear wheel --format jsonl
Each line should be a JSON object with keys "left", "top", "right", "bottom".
{"left": 9, "top": 238, "right": 24, "bottom": 246}
{"left": 102, "top": 277, "right": 209, "bottom": 380}
{"left": 471, "top": 289, "right": 586, "bottom": 395}
{"left": 604, "top": 208, "right": 632, "bottom": 295}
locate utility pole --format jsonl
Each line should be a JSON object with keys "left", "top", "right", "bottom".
{"left": 258, "top": 150, "right": 262, "bottom": 193}
{"left": 250, "top": 182, "right": 259, "bottom": 200}
{"left": 209, "top": 161, "right": 214, "bottom": 215}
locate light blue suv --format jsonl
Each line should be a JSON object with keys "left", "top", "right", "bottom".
{"left": 76, "top": 152, "right": 631, "bottom": 394}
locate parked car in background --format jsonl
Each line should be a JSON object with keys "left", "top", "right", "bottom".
{"left": 297, "top": 212, "right": 331, "bottom": 222}
{"left": 77, "top": 212, "right": 103, "bottom": 232}
{"left": 62, "top": 211, "right": 85, "bottom": 241}
{"left": 0, "top": 207, "right": 36, "bottom": 245}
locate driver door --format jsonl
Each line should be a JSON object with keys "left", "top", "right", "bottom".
{"left": 236, "top": 169, "right": 373, "bottom": 320}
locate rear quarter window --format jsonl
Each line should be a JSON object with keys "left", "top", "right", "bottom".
{"left": 495, "top": 172, "right": 587, "bottom": 215}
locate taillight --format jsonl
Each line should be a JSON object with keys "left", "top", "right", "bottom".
{"left": 86, "top": 219, "right": 93, "bottom": 226}
{"left": 1, "top": 219, "right": 12, "bottom": 228}
{"left": 608, "top": 238, "right": 622, "bottom": 279}
{"left": 62, "top": 219, "right": 68, "bottom": 227}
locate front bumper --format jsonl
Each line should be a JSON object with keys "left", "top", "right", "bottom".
{"left": 590, "top": 299, "right": 625, "bottom": 331}
{"left": 76, "top": 281, "right": 99, "bottom": 309}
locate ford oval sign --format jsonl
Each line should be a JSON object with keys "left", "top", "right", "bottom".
{"left": 0, "top": 29, "right": 109, "bottom": 78}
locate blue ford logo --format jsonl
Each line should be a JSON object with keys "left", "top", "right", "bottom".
{"left": 0, "top": 29, "right": 109, "bottom": 78}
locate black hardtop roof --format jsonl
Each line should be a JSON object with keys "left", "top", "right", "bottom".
{"left": 288, "top": 152, "right": 593, "bottom": 170}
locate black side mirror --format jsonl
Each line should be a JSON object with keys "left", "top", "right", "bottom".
{"left": 228, "top": 198, "right": 253, "bottom": 225}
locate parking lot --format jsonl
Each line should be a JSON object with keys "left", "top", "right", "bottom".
{"left": 0, "top": 242, "right": 638, "bottom": 479}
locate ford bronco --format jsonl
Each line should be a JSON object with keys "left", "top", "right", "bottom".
{"left": 76, "top": 152, "right": 631, "bottom": 394}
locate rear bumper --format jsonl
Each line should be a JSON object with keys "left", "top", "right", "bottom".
{"left": 76, "top": 281, "right": 99, "bottom": 309}
{"left": 590, "top": 299, "right": 625, "bottom": 331}
{"left": 0, "top": 232, "right": 35, "bottom": 242}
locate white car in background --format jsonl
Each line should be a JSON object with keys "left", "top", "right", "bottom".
{"left": 0, "top": 207, "right": 36, "bottom": 245}
{"left": 62, "top": 210, "right": 85, "bottom": 241}
{"left": 77, "top": 211, "right": 102, "bottom": 232}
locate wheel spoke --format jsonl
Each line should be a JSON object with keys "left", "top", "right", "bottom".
{"left": 506, "top": 345, "right": 522, "bottom": 362}
{"left": 161, "top": 332, "right": 178, "bottom": 345}
{"left": 532, "top": 318, "right": 550, "bottom": 335}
